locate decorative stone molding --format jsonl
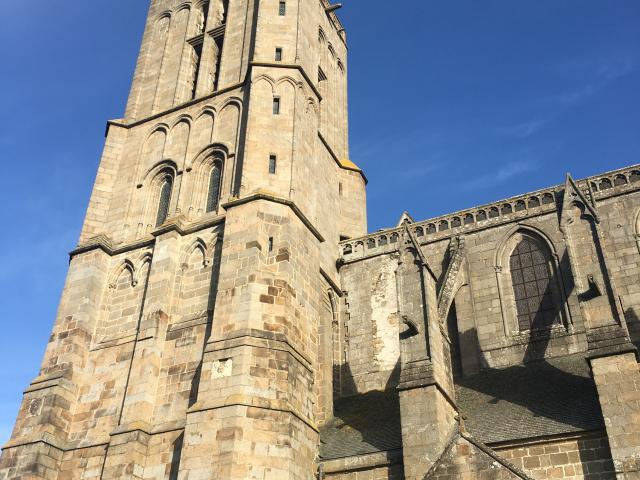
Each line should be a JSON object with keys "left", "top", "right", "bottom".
{"left": 437, "top": 236, "right": 466, "bottom": 321}
{"left": 340, "top": 164, "right": 640, "bottom": 264}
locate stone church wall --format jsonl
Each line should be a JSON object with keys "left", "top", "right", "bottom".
{"left": 339, "top": 167, "right": 640, "bottom": 395}
{"left": 496, "top": 432, "right": 616, "bottom": 479}
{"left": 339, "top": 254, "right": 401, "bottom": 394}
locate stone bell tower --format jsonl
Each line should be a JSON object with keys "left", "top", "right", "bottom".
{"left": 0, "top": 0, "right": 366, "bottom": 479}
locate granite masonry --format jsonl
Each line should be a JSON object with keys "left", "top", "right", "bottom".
{"left": 1, "top": 1, "right": 639, "bottom": 479}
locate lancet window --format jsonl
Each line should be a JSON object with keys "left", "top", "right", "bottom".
{"left": 206, "top": 162, "right": 222, "bottom": 213}
{"left": 509, "top": 235, "right": 561, "bottom": 331}
{"left": 156, "top": 174, "right": 173, "bottom": 227}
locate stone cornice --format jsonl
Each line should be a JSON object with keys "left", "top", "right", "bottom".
{"left": 70, "top": 214, "right": 225, "bottom": 258}
{"left": 221, "top": 191, "right": 325, "bottom": 242}
{"left": 205, "top": 329, "right": 314, "bottom": 372}
{"left": 320, "top": 449, "right": 403, "bottom": 472}
{"left": 250, "top": 61, "right": 322, "bottom": 102}
{"left": 320, "top": 267, "right": 343, "bottom": 297}
{"left": 340, "top": 163, "right": 640, "bottom": 264}
{"left": 187, "top": 396, "right": 318, "bottom": 433}
{"left": 318, "top": 132, "right": 368, "bottom": 183}
{"left": 106, "top": 81, "right": 246, "bottom": 132}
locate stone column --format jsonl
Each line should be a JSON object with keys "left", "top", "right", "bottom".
{"left": 395, "top": 227, "right": 458, "bottom": 480}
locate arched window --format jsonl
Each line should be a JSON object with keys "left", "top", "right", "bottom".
{"left": 155, "top": 175, "right": 173, "bottom": 227}
{"left": 206, "top": 162, "right": 222, "bottom": 213}
{"left": 509, "top": 235, "right": 560, "bottom": 331}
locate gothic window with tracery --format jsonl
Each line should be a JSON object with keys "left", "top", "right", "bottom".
{"left": 509, "top": 236, "right": 560, "bottom": 331}
{"left": 156, "top": 175, "right": 173, "bottom": 226}
{"left": 206, "top": 162, "right": 222, "bottom": 213}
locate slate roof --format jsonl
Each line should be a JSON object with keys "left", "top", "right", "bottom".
{"left": 319, "top": 353, "right": 604, "bottom": 460}
{"left": 456, "top": 353, "right": 604, "bottom": 444}
{"left": 319, "top": 390, "right": 402, "bottom": 460}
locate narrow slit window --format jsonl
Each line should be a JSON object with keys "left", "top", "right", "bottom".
{"left": 339, "top": 182, "right": 343, "bottom": 196}
{"left": 197, "top": 2, "right": 210, "bottom": 34}
{"left": 273, "top": 97, "right": 281, "bottom": 115}
{"left": 275, "top": 47, "right": 283, "bottom": 61}
{"left": 279, "top": 1, "right": 286, "bottom": 16}
{"left": 268, "top": 237, "right": 274, "bottom": 252}
{"left": 191, "top": 42, "right": 204, "bottom": 99}
{"left": 206, "top": 162, "right": 222, "bottom": 213}
{"left": 269, "top": 155, "right": 277, "bottom": 174}
{"left": 155, "top": 176, "right": 173, "bottom": 227}
{"left": 212, "top": 37, "right": 224, "bottom": 92}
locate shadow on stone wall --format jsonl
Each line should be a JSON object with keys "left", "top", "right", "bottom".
{"left": 446, "top": 249, "right": 608, "bottom": 441}
{"left": 188, "top": 237, "right": 223, "bottom": 408}
{"left": 168, "top": 432, "right": 184, "bottom": 480}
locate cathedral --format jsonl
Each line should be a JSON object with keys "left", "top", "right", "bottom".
{"left": 2, "top": 1, "right": 640, "bottom": 479}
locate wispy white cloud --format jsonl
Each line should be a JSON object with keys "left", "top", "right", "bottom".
{"left": 498, "top": 116, "right": 554, "bottom": 139}
{"left": 559, "top": 56, "right": 637, "bottom": 106}
{"left": 351, "top": 127, "right": 447, "bottom": 165}
{"left": 499, "top": 55, "right": 638, "bottom": 140}
{"left": 458, "top": 160, "right": 535, "bottom": 190}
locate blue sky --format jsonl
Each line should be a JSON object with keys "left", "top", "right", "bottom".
{"left": 0, "top": 1, "right": 638, "bottom": 443}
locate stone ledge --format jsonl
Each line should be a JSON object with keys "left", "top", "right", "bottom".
{"left": 205, "top": 328, "right": 313, "bottom": 372}
{"left": 319, "top": 448, "right": 403, "bottom": 474}
{"left": 186, "top": 396, "right": 318, "bottom": 433}
{"left": 71, "top": 215, "right": 224, "bottom": 258}
{"left": 222, "top": 190, "right": 325, "bottom": 243}
{"left": 318, "top": 132, "right": 368, "bottom": 183}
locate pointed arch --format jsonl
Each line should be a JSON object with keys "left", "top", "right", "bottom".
{"left": 136, "top": 251, "right": 154, "bottom": 278}
{"left": 184, "top": 144, "right": 228, "bottom": 217}
{"left": 190, "top": 109, "right": 216, "bottom": 157}
{"left": 319, "top": 27, "right": 327, "bottom": 45}
{"left": 170, "top": 114, "right": 193, "bottom": 129}
{"left": 495, "top": 225, "right": 569, "bottom": 336}
{"left": 141, "top": 126, "right": 169, "bottom": 167}
{"left": 495, "top": 224, "right": 558, "bottom": 268}
{"left": 181, "top": 237, "right": 209, "bottom": 269}
{"left": 138, "top": 162, "right": 178, "bottom": 232}
{"left": 165, "top": 119, "right": 191, "bottom": 165}
{"left": 97, "top": 256, "right": 150, "bottom": 345}
{"left": 173, "top": 235, "right": 216, "bottom": 324}
{"left": 215, "top": 100, "right": 241, "bottom": 155}
{"left": 253, "top": 74, "right": 276, "bottom": 92}
{"left": 108, "top": 259, "right": 136, "bottom": 289}
{"left": 275, "top": 76, "right": 301, "bottom": 90}
{"left": 328, "top": 44, "right": 336, "bottom": 60}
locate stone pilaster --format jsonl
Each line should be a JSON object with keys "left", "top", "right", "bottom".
{"left": 560, "top": 175, "right": 640, "bottom": 478}
{"left": 177, "top": 200, "right": 319, "bottom": 480}
{"left": 590, "top": 350, "right": 640, "bottom": 479}
{"left": 395, "top": 226, "right": 458, "bottom": 480}
{"left": 100, "top": 229, "right": 182, "bottom": 479}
